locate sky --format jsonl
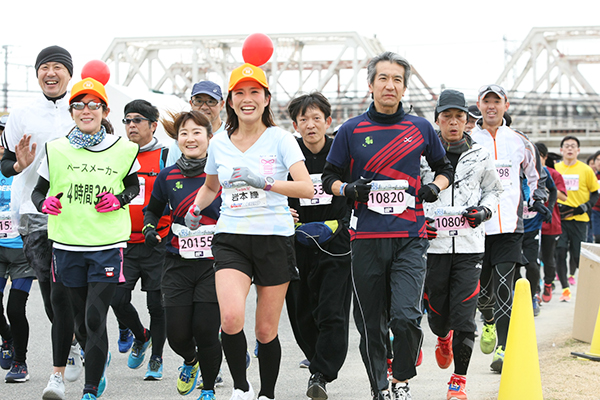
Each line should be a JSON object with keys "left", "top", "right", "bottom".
{"left": 2, "top": 0, "right": 599, "bottom": 109}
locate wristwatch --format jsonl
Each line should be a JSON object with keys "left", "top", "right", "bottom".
{"left": 264, "top": 176, "right": 275, "bottom": 191}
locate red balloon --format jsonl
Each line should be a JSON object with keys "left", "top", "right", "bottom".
{"left": 242, "top": 33, "right": 274, "bottom": 66}
{"left": 81, "top": 60, "right": 110, "bottom": 85}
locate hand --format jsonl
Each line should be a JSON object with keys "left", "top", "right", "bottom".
{"left": 289, "top": 207, "right": 300, "bottom": 224}
{"left": 425, "top": 217, "right": 437, "bottom": 240}
{"left": 143, "top": 224, "right": 161, "bottom": 247}
{"left": 463, "top": 206, "right": 491, "bottom": 228}
{"left": 185, "top": 204, "right": 202, "bottom": 230}
{"left": 559, "top": 204, "right": 575, "bottom": 220}
{"left": 95, "top": 192, "right": 121, "bottom": 213}
{"left": 344, "top": 178, "right": 372, "bottom": 203}
{"left": 417, "top": 183, "right": 440, "bottom": 203}
{"left": 229, "top": 167, "right": 265, "bottom": 189}
{"left": 530, "top": 200, "right": 552, "bottom": 223}
{"left": 14, "top": 134, "right": 37, "bottom": 173}
{"left": 42, "top": 192, "right": 63, "bottom": 215}
{"left": 573, "top": 203, "right": 589, "bottom": 216}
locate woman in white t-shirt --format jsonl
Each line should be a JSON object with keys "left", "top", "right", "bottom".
{"left": 186, "top": 63, "right": 313, "bottom": 400}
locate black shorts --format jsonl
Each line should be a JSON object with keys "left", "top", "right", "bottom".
{"left": 161, "top": 253, "right": 218, "bottom": 307}
{"left": 483, "top": 233, "right": 524, "bottom": 267}
{"left": 52, "top": 248, "right": 124, "bottom": 288}
{"left": 0, "top": 246, "right": 36, "bottom": 280}
{"left": 120, "top": 242, "right": 166, "bottom": 291}
{"left": 22, "top": 230, "right": 53, "bottom": 282}
{"left": 211, "top": 233, "right": 298, "bottom": 286}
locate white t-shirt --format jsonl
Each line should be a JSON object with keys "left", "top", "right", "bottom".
{"left": 205, "top": 126, "right": 304, "bottom": 236}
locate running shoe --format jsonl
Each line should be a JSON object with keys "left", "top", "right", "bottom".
{"left": 490, "top": 346, "right": 504, "bottom": 373}
{"left": 128, "top": 335, "right": 152, "bottom": 369}
{"left": 230, "top": 382, "right": 254, "bottom": 400}
{"left": 446, "top": 373, "right": 467, "bottom": 400}
{"left": 4, "top": 361, "right": 29, "bottom": 382}
{"left": 197, "top": 389, "right": 216, "bottom": 400}
{"left": 42, "top": 372, "right": 66, "bottom": 400}
{"left": 435, "top": 331, "right": 453, "bottom": 369}
{"left": 118, "top": 328, "right": 134, "bottom": 353}
{"left": 81, "top": 394, "right": 97, "bottom": 400}
{"left": 390, "top": 381, "right": 412, "bottom": 400}
{"left": 299, "top": 358, "right": 310, "bottom": 368}
{"left": 532, "top": 297, "right": 540, "bottom": 317}
{"left": 144, "top": 355, "right": 163, "bottom": 380}
{"left": 246, "top": 349, "right": 251, "bottom": 369}
{"left": 560, "top": 287, "right": 572, "bottom": 302}
{"left": 253, "top": 340, "right": 258, "bottom": 357}
{"left": 387, "top": 358, "right": 393, "bottom": 380}
{"left": 97, "top": 351, "right": 111, "bottom": 398}
{"left": 542, "top": 283, "right": 553, "bottom": 303}
{"left": 306, "top": 372, "right": 327, "bottom": 400}
{"left": 568, "top": 275, "right": 576, "bottom": 286}
{"left": 178, "top": 361, "right": 199, "bottom": 395}
{"left": 65, "top": 342, "right": 84, "bottom": 382}
{"left": 197, "top": 367, "right": 224, "bottom": 389}
{"left": 416, "top": 348, "right": 423, "bottom": 367}
{"left": 480, "top": 323, "right": 496, "bottom": 354}
{"left": 0, "top": 339, "right": 13, "bottom": 370}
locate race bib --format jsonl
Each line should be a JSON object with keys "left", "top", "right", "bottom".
{"left": 171, "top": 223, "right": 216, "bottom": 259}
{"left": 563, "top": 174, "right": 579, "bottom": 191}
{"left": 433, "top": 207, "right": 472, "bottom": 237}
{"left": 222, "top": 181, "right": 267, "bottom": 209}
{"left": 300, "top": 174, "right": 332, "bottom": 206}
{"left": 130, "top": 176, "right": 146, "bottom": 206}
{"left": 0, "top": 212, "right": 18, "bottom": 239}
{"left": 495, "top": 160, "right": 512, "bottom": 186}
{"left": 523, "top": 201, "right": 537, "bottom": 220}
{"left": 367, "top": 180, "right": 413, "bottom": 215}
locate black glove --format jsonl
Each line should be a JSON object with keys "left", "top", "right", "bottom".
{"left": 143, "top": 224, "right": 160, "bottom": 247}
{"left": 463, "top": 206, "right": 491, "bottom": 228}
{"left": 425, "top": 217, "right": 437, "bottom": 240}
{"left": 573, "top": 203, "right": 589, "bottom": 216}
{"left": 559, "top": 204, "right": 575, "bottom": 220}
{"left": 418, "top": 183, "right": 440, "bottom": 203}
{"left": 529, "top": 200, "right": 552, "bottom": 223}
{"left": 344, "top": 178, "right": 372, "bottom": 203}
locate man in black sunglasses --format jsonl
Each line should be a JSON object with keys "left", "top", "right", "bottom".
{"left": 111, "top": 99, "right": 170, "bottom": 380}
{"left": 0, "top": 45, "right": 84, "bottom": 398}
{"left": 166, "top": 80, "right": 225, "bottom": 166}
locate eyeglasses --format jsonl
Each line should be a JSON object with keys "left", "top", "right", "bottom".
{"left": 191, "top": 98, "right": 219, "bottom": 107}
{"left": 478, "top": 84, "right": 507, "bottom": 100}
{"left": 122, "top": 117, "right": 150, "bottom": 125}
{"left": 71, "top": 101, "right": 103, "bottom": 111}
{"left": 562, "top": 144, "right": 578, "bottom": 149}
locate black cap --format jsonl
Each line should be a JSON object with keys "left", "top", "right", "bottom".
{"left": 434, "top": 89, "right": 468, "bottom": 121}
{"left": 124, "top": 99, "right": 159, "bottom": 122}
{"left": 35, "top": 46, "right": 73, "bottom": 77}
{"left": 468, "top": 105, "right": 481, "bottom": 119}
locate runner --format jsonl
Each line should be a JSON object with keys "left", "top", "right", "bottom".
{"left": 285, "top": 92, "right": 352, "bottom": 400}
{"left": 321, "top": 51, "right": 453, "bottom": 400}
{"left": 421, "top": 89, "right": 502, "bottom": 400}
{"left": 186, "top": 63, "right": 313, "bottom": 400}
{"left": 31, "top": 78, "right": 140, "bottom": 400}
{"left": 145, "top": 110, "right": 221, "bottom": 400}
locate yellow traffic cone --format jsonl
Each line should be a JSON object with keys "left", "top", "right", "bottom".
{"left": 498, "top": 278, "right": 543, "bottom": 399}
{"left": 571, "top": 304, "right": 600, "bottom": 361}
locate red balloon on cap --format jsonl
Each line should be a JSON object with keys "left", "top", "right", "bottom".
{"left": 81, "top": 60, "right": 110, "bottom": 85}
{"left": 242, "top": 33, "right": 274, "bottom": 66}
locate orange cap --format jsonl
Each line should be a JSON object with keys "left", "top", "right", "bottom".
{"left": 228, "top": 63, "right": 269, "bottom": 91}
{"left": 69, "top": 77, "right": 109, "bottom": 106}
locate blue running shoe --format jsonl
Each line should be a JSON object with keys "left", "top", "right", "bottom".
{"left": 178, "top": 361, "right": 199, "bottom": 395}
{"left": 253, "top": 340, "right": 258, "bottom": 358}
{"left": 81, "top": 394, "right": 97, "bottom": 400}
{"left": 5, "top": 361, "right": 29, "bottom": 383}
{"left": 197, "top": 389, "right": 216, "bottom": 400}
{"left": 246, "top": 349, "right": 251, "bottom": 369}
{"left": 1, "top": 339, "right": 14, "bottom": 370}
{"left": 128, "top": 337, "right": 152, "bottom": 369}
{"left": 97, "top": 352, "right": 111, "bottom": 397}
{"left": 118, "top": 328, "right": 134, "bottom": 353}
{"left": 144, "top": 355, "right": 163, "bottom": 381}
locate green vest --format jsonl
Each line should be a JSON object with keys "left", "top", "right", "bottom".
{"left": 46, "top": 136, "right": 139, "bottom": 246}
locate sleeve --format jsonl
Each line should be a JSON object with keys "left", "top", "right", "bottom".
{"left": 521, "top": 135, "right": 547, "bottom": 203}
{"left": 325, "top": 123, "right": 351, "bottom": 169}
{"left": 205, "top": 141, "right": 218, "bottom": 176}
{"left": 31, "top": 176, "right": 50, "bottom": 212}
{"left": 422, "top": 124, "right": 454, "bottom": 184}
{"left": 478, "top": 149, "right": 504, "bottom": 212}
{"left": 0, "top": 149, "right": 18, "bottom": 177}
{"left": 280, "top": 131, "right": 305, "bottom": 169}
{"left": 116, "top": 172, "right": 140, "bottom": 207}
{"left": 553, "top": 170, "right": 567, "bottom": 195}
{"left": 588, "top": 167, "right": 600, "bottom": 193}
{"left": 419, "top": 156, "right": 434, "bottom": 185}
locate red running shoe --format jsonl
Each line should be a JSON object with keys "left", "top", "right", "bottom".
{"left": 435, "top": 331, "right": 453, "bottom": 369}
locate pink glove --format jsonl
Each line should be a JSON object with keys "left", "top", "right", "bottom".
{"left": 42, "top": 192, "right": 63, "bottom": 215}
{"left": 185, "top": 204, "right": 202, "bottom": 230}
{"left": 95, "top": 192, "right": 121, "bottom": 213}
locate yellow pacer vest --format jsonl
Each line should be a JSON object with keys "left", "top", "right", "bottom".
{"left": 46, "top": 136, "right": 139, "bottom": 246}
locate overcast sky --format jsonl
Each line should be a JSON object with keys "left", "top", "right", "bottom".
{"left": 2, "top": 0, "right": 599, "bottom": 107}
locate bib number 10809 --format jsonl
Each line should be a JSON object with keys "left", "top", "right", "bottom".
{"left": 436, "top": 215, "right": 467, "bottom": 229}
{"left": 368, "top": 190, "right": 405, "bottom": 205}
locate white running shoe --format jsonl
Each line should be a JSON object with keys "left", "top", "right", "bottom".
{"left": 229, "top": 382, "right": 255, "bottom": 400}
{"left": 42, "top": 372, "right": 66, "bottom": 400}
{"left": 64, "top": 342, "right": 84, "bottom": 382}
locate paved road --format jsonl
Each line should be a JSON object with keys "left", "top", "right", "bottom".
{"left": 1, "top": 276, "right": 577, "bottom": 400}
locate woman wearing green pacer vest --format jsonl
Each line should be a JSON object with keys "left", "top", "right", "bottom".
{"left": 31, "top": 77, "right": 140, "bottom": 400}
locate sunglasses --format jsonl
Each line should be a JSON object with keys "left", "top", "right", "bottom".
{"left": 122, "top": 117, "right": 150, "bottom": 125}
{"left": 71, "top": 101, "right": 104, "bottom": 111}
{"left": 191, "top": 98, "right": 219, "bottom": 107}
{"left": 478, "top": 84, "right": 507, "bottom": 99}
